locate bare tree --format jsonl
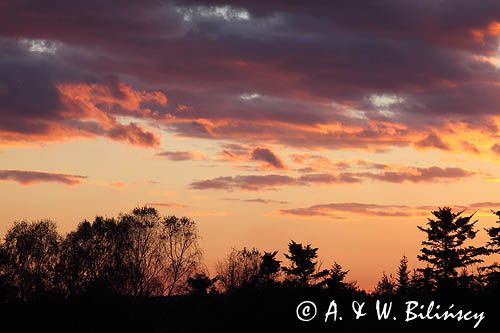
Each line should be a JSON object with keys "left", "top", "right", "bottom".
{"left": 160, "top": 216, "right": 202, "bottom": 296}
{"left": 116, "top": 207, "right": 166, "bottom": 296}
{"left": 216, "top": 247, "right": 261, "bottom": 292}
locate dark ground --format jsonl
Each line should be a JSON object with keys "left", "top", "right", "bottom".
{"left": 1, "top": 288, "right": 498, "bottom": 333}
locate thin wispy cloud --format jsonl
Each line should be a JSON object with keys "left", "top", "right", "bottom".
{"left": 156, "top": 150, "right": 207, "bottom": 161}
{"left": 146, "top": 201, "right": 188, "bottom": 208}
{"left": 221, "top": 197, "right": 289, "bottom": 204}
{"left": 0, "top": 169, "right": 87, "bottom": 186}
{"left": 279, "top": 201, "right": 500, "bottom": 219}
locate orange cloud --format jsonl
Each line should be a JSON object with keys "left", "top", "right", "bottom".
{"left": 0, "top": 73, "right": 164, "bottom": 147}
{"left": 110, "top": 181, "right": 126, "bottom": 188}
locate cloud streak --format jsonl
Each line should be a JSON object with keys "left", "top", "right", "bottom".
{"left": 189, "top": 165, "right": 475, "bottom": 191}
{"left": 221, "top": 197, "right": 288, "bottom": 204}
{"left": 279, "top": 201, "right": 500, "bottom": 219}
{"left": 156, "top": 150, "right": 206, "bottom": 161}
{"left": 146, "top": 201, "right": 188, "bottom": 208}
{"left": 0, "top": 169, "right": 87, "bottom": 185}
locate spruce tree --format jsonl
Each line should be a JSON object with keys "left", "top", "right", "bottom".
{"left": 417, "top": 207, "right": 485, "bottom": 291}
{"left": 396, "top": 255, "right": 410, "bottom": 295}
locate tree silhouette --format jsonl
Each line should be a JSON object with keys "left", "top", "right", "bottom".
{"left": 409, "top": 269, "right": 420, "bottom": 292}
{"left": 483, "top": 210, "right": 500, "bottom": 290}
{"left": 257, "top": 251, "right": 281, "bottom": 285}
{"left": 161, "top": 215, "right": 202, "bottom": 296}
{"left": 216, "top": 247, "right": 261, "bottom": 292}
{"left": 57, "top": 216, "right": 119, "bottom": 295}
{"left": 114, "top": 207, "right": 166, "bottom": 296}
{"left": 187, "top": 273, "right": 218, "bottom": 295}
{"left": 1, "top": 204, "right": 500, "bottom": 333}
{"left": 417, "top": 207, "right": 486, "bottom": 292}
{"left": 486, "top": 210, "right": 500, "bottom": 251}
{"left": 0, "top": 220, "right": 61, "bottom": 299}
{"left": 374, "top": 273, "right": 396, "bottom": 295}
{"left": 396, "top": 255, "right": 410, "bottom": 295}
{"left": 56, "top": 207, "right": 203, "bottom": 297}
{"left": 282, "top": 240, "right": 324, "bottom": 286}
{"left": 317, "top": 262, "right": 357, "bottom": 292}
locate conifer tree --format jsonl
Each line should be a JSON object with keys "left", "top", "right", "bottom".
{"left": 417, "top": 207, "right": 486, "bottom": 291}
{"left": 396, "top": 255, "right": 410, "bottom": 295}
{"left": 282, "top": 240, "right": 324, "bottom": 286}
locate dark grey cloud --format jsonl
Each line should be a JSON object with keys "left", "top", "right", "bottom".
{"left": 1, "top": 1, "right": 499, "bottom": 151}
{"left": 250, "top": 148, "right": 285, "bottom": 169}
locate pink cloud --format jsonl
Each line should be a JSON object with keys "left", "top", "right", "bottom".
{"left": 280, "top": 203, "right": 420, "bottom": 218}
{"left": 156, "top": 150, "right": 206, "bottom": 161}
{"left": 190, "top": 174, "right": 297, "bottom": 191}
{"left": 0, "top": 169, "right": 87, "bottom": 185}
{"left": 279, "top": 201, "right": 500, "bottom": 219}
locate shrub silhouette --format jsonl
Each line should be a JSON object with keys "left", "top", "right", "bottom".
{"left": 187, "top": 273, "right": 218, "bottom": 295}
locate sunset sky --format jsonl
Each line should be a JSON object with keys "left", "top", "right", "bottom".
{"left": 1, "top": 0, "right": 500, "bottom": 289}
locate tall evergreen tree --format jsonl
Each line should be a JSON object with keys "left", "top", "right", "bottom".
{"left": 374, "top": 273, "right": 396, "bottom": 295}
{"left": 396, "top": 255, "right": 410, "bottom": 295}
{"left": 485, "top": 210, "right": 500, "bottom": 254}
{"left": 483, "top": 210, "right": 500, "bottom": 289}
{"left": 417, "top": 207, "right": 485, "bottom": 291}
{"left": 317, "top": 262, "right": 357, "bottom": 292}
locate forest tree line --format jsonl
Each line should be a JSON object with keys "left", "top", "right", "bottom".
{"left": 0, "top": 206, "right": 499, "bottom": 301}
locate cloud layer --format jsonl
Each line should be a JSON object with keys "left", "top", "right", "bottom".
{"left": 0, "top": 1, "right": 499, "bottom": 154}
{"left": 189, "top": 163, "right": 476, "bottom": 191}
